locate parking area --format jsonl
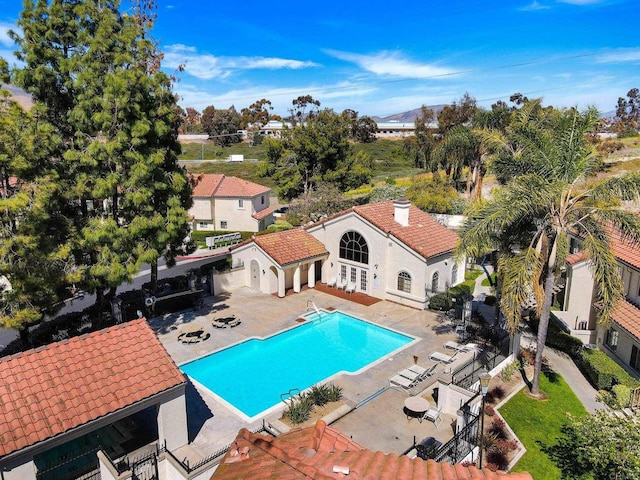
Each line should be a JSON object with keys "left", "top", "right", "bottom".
{"left": 149, "top": 287, "right": 475, "bottom": 457}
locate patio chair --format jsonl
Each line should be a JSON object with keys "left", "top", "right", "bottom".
{"left": 423, "top": 405, "right": 443, "bottom": 428}
{"left": 228, "top": 320, "right": 241, "bottom": 328}
{"left": 327, "top": 276, "right": 337, "bottom": 288}
{"left": 337, "top": 278, "right": 347, "bottom": 290}
{"left": 388, "top": 374, "right": 416, "bottom": 393}
{"left": 429, "top": 351, "right": 457, "bottom": 364}
{"left": 407, "top": 363, "right": 437, "bottom": 381}
{"left": 345, "top": 281, "right": 356, "bottom": 294}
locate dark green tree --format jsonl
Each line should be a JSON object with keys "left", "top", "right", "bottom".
{"left": 201, "top": 105, "right": 241, "bottom": 146}
{"left": 289, "top": 95, "right": 321, "bottom": 126}
{"left": 615, "top": 87, "right": 640, "bottom": 137}
{"left": 406, "top": 105, "right": 437, "bottom": 170}
{"left": 341, "top": 109, "right": 378, "bottom": 143}
{"left": 12, "top": 0, "right": 193, "bottom": 309}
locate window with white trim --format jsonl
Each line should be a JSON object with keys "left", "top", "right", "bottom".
{"left": 238, "top": 199, "right": 244, "bottom": 208}
{"left": 220, "top": 220, "right": 228, "bottom": 229}
{"left": 431, "top": 271, "right": 439, "bottom": 293}
{"left": 339, "top": 231, "right": 369, "bottom": 265}
{"left": 605, "top": 328, "right": 619, "bottom": 352}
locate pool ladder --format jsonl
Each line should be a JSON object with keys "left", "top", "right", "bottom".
{"left": 306, "top": 300, "right": 322, "bottom": 321}
{"left": 280, "top": 388, "right": 301, "bottom": 407}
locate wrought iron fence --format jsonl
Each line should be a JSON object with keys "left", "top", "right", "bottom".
{"left": 433, "top": 414, "right": 480, "bottom": 465}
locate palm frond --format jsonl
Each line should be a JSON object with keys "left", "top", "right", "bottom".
{"left": 591, "top": 172, "right": 640, "bottom": 204}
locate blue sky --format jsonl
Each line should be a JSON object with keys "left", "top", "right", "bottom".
{"left": 1, "top": 0, "right": 638, "bottom": 117}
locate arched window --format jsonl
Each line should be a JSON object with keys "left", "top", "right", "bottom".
{"left": 451, "top": 265, "right": 458, "bottom": 285}
{"left": 339, "top": 231, "right": 369, "bottom": 265}
{"left": 397, "top": 271, "right": 411, "bottom": 293}
{"left": 431, "top": 271, "right": 439, "bottom": 293}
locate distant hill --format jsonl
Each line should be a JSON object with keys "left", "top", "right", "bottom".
{"left": 1, "top": 84, "right": 33, "bottom": 110}
{"left": 372, "top": 105, "right": 446, "bottom": 123}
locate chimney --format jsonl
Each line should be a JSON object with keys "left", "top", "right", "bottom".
{"left": 393, "top": 196, "right": 410, "bottom": 227}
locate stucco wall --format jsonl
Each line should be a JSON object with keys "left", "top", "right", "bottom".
{"left": 563, "top": 261, "right": 597, "bottom": 329}
{"left": 190, "top": 198, "right": 214, "bottom": 223}
{"left": 622, "top": 265, "right": 640, "bottom": 305}
{"left": 215, "top": 198, "right": 258, "bottom": 232}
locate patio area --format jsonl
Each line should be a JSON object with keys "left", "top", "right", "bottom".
{"left": 148, "top": 287, "right": 479, "bottom": 460}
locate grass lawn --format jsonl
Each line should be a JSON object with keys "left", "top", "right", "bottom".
{"left": 499, "top": 371, "right": 588, "bottom": 479}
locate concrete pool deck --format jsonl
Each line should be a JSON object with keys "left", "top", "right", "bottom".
{"left": 149, "top": 287, "right": 472, "bottom": 459}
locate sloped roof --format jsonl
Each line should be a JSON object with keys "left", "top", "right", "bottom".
{"left": 611, "top": 299, "right": 640, "bottom": 341}
{"left": 215, "top": 176, "right": 271, "bottom": 198}
{"left": 608, "top": 227, "right": 640, "bottom": 270}
{"left": 251, "top": 228, "right": 328, "bottom": 266}
{"left": 190, "top": 173, "right": 225, "bottom": 197}
{"left": 311, "top": 201, "right": 459, "bottom": 259}
{"left": 253, "top": 207, "right": 274, "bottom": 220}
{"left": 0, "top": 319, "right": 185, "bottom": 458}
{"left": 211, "top": 420, "right": 533, "bottom": 480}
{"left": 566, "top": 251, "right": 587, "bottom": 266}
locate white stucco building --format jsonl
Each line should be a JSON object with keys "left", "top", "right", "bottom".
{"left": 230, "top": 198, "right": 465, "bottom": 309}
{"left": 189, "top": 174, "right": 274, "bottom": 233}
{"left": 553, "top": 226, "right": 640, "bottom": 375}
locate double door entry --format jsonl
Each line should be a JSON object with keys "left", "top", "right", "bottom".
{"left": 339, "top": 264, "right": 368, "bottom": 293}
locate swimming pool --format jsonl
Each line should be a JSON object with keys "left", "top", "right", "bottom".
{"left": 180, "top": 310, "right": 414, "bottom": 420}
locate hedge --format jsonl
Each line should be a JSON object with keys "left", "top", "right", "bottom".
{"left": 189, "top": 230, "right": 254, "bottom": 243}
{"left": 428, "top": 293, "right": 453, "bottom": 311}
{"left": 575, "top": 348, "right": 640, "bottom": 390}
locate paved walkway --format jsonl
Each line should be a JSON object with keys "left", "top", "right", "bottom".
{"left": 471, "top": 264, "right": 606, "bottom": 414}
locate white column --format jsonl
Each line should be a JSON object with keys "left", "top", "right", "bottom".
{"left": 277, "top": 269, "right": 286, "bottom": 297}
{"left": 158, "top": 391, "right": 188, "bottom": 451}
{"left": 3, "top": 460, "right": 37, "bottom": 480}
{"left": 293, "top": 264, "right": 301, "bottom": 293}
{"left": 308, "top": 262, "right": 316, "bottom": 288}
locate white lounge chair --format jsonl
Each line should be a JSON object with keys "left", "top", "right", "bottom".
{"left": 389, "top": 374, "right": 416, "bottom": 393}
{"left": 430, "top": 351, "right": 456, "bottom": 364}
{"left": 423, "top": 405, "right": 443, "bottom": 428}
{"left": 327, "top": 276, "right": 337, "bottom": 288}
{"left": 398, "top": 368, "right": 421, "bottom": 383}
{"left": 444, "top": 340, "right": 463, "bottom": 351}
{"left": 345, "top": 281, "right": 356, "bottom": 294}
{"left": 407, "top": 364, "right": 437, "bottom": 380}
{"left": 337, "top": 278, "right": 347, "bottom": 290}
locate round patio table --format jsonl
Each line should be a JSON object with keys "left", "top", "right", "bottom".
{"left": 404, "top": 396, "right": 430, "bottom": 422}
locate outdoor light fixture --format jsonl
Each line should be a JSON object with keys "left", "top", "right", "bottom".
{"left": 479, "top": 370, "right": 492, "bottom": 469}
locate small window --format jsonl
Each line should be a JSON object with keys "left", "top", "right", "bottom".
{"left": 431, "top": 271, "right": 439, "bottom": 293}
{"left": 220, "top": 220, "right": 228, "bottom": 229}
{"left": 397, "top": 271, "right": 411, "bottom": 293}
{"left": 261, "top": 195, "right": 265, "bottom": 205}
{"left": 198, "top": 221, "right": 209, "bottom": 229}
{"left": 605, "top": 328, "right": 619, "bottom": 352}
{"left": 451, "top": 265, "right": 458, "bottom": 285}
{"left": 238, "top": 199, "right": 244, "bottom": 208}
{"left": 631, "top": 345, "right": 640, "bottom": 371}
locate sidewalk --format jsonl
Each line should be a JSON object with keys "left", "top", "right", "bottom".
{"left": 471, "top": 264, "right": 606, "bottom": 414}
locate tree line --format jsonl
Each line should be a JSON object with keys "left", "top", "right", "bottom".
{"left": 0, "top": 0, "right": 192, "bottom": 344}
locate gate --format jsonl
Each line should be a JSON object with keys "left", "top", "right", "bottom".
{"left": 130, "top": 451, "right": 158, "bottom": 480}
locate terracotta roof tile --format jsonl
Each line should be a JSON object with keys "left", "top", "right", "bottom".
{"left": 566, "top": 251, "right": 587, "bottom": 266}
{"left": 216, "top": 176, "right": 271, "bottom": 198}
{"left": 611, "top": 299, "right": 640, "bottom": 340}
{"left": 608, "top": 227, "right": 640, "bottom": 270}
{"left": 0, "top": 319, "right": 185, "bottom": 459}
{"left": 189, "top": 173, "right": 224, "bottom": 197}
{"left": 252, "top": 228, "right": 329, "bottom": 266}
{"left": 211, "top": 421, "right": 532, "bottom": 480}
{"left": 253, "top": 207, "right": 274, "bottom": 220}
{"left": 309, "top": 201, "right": 459, "bottom": 259}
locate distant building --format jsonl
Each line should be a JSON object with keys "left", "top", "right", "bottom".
{"left": 189, "top": 174, "right": 274, "bottom": 233}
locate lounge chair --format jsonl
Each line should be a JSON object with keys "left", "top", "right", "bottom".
{"left": 407, "top": 364, "right": 437, "bottom": 380}
{"left": 429, "top": 351, "right": 457, "bottom": 364}
{"left": 423, "top": 405, "right": 443, "bottom": 428}
{"left": 345, "top": 281, "right": 356, "bottom": 294}
{"left": 444, "top": 340, "right": 465, "bottom": 351}
{"left": 327, "top": 276, "right": 337, "bottom": 288}
{"left": 398, "top": 368, "right": 421, "bottom": 383}
{"left": 212, "top": 320, "right": 227, "bottom": 329}
{"left": 389, "top": 374, "right": 416, "bottom": 393}
{"left": 228, "top": 320, "right": 241, "bottom": 328}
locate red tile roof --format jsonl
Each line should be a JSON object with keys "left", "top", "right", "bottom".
{"left": 566, "top": 251, "right": 587, "bottom": 266}
{"left": 0, "top": 319, "right": 185, "bottom": 458}
{"left": 211, "top": 420, "right": 532, "bottom": 480}
{"left": 190, "top": 173, "right": 224, "bottom": 197}
{"left": 253, "top": 207, "right": 274, "bottom": 220}
{"left": 611, "top": 299, "right": 640, "bottom": 340}
{"left": 313, "top": 201, "right": 459, "bottom": 259}
{"left": 253, "top": 229, "right": 328, "bottom": 266}
{"left": 215, "top": 176, "right": 271, "bottom": 198}
{"left": 608, "top": 227, "right": 640, "bottom": 270}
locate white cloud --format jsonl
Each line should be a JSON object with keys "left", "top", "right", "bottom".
{"left": 0, "top": 23, "right": 16, "bottom": 47}
{"left": 324, "top": 50, "right": 458, "bottom": 79}
{"left": 162, "top": 44, "right": 319, "bottom": 80}
{"left": 557, "top": 0, "right": 605, "bottom": 5}
{"left": 518, "top": 1, "right": 551, "bottom": 11}
{"left": 595, "top": 48, "right": 640, "bottom": 64}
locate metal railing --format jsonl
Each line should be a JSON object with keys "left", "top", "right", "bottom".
{"left": 451, "top": 346, "right": 505, "bottom": 391}
{"left": 433, "top": 414, "right": 480, "bottom": 465}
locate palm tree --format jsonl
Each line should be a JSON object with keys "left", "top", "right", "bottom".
{"left": 457, "top": 101, "right": 640, "bottom": 396}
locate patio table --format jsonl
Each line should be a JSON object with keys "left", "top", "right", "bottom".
{"left": 404, "top": 396, "right": 430, "bottom": 422}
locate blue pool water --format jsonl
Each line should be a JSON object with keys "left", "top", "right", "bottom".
{"left": 180, "top": 311, "right": 413, "bottom": 419}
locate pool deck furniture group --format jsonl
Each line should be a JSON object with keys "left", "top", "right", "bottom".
{"left": 212, "top": 316, "right": 242, "bottom": 329}
{"left": 404, "top": 395, "right": 431, "bottom": 422}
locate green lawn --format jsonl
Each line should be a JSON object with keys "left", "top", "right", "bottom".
{"left": 481, "top": 273, "right": 496, "bottom": 287}
{"left": 500, "top": 372, "right": 588, "bottom": 479}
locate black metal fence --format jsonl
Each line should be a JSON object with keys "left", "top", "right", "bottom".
{"left": 433, "top": 412, "right": 480, "bottom": 465}
{"left": 451, "top": 345, "right": 506, "bottom": 391}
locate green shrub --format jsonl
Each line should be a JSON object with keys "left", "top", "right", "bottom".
{"left": 327, "top": 384, "right": 343, "bottom": 402}
{"left": 484, "top": 295, "right": 497, "bottom": 306}
{"left": 576, "top": 348, "right": 640, "bottom": 391}
{"left": 501, "top": 359, "right": 522, "bottom": 382}
{"left": 286, "top": 394, "right": 313, "bottom": 424}
{"left": 308, "top": 384, "right": 331, "bottom": 407}
{"left": 449, "top": 283, "right": 472, "bottom": 299}
{"left": 598, "top": 384, "right": 632, "bottom": 409}
{"left": 429, "top": 293, "right": 453, "bottom": 311}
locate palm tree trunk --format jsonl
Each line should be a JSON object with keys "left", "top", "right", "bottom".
{"left": 151, "top": 260, "right": 158, "bottom": 294}
{"left": 531, "top": 268, "right": 556, "bottom": 395}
